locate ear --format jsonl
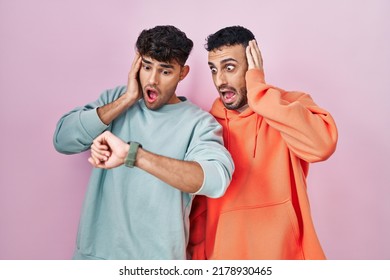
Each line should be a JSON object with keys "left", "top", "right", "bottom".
{"left": 179, "top": 65, "right": 190, "bottom": 81}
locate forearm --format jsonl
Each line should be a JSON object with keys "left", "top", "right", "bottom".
{"left": 97, "top": 93, "right": 138, "bottom": 125}
{"left": 135, "top": 148, "right": 204, "bottom": 193}
{"left": 88, "top": 131, "right": 204, "bottom": 192}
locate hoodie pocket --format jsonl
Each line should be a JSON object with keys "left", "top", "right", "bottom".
{"left": 212, "top": 200, "right": 304, "bottom": 259}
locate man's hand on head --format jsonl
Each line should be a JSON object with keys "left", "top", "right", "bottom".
{"left": 246, "top": 40, "right": 264, "bottom": 71}
{"left": 124, "top": 52, "right": 143, "bottom": 104}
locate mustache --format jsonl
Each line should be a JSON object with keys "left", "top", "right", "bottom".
{"left": 144, "top": 84, "right": 159, "bottom": 92}
{"left": 218, "top": 85, "right": 237, "bottom": 92}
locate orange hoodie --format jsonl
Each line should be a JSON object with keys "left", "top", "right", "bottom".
{"left": 188, "top": 69, "right": 338, "bottom": 259}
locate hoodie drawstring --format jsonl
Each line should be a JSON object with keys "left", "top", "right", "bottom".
{"left": 253, "top": 114, "right": 260, "bottom": 158}
{"left": 223, "top": 108, "right": 230, "bottom": 151}
{"left": 223, "top": 107, "right": 260, "bottom": 158}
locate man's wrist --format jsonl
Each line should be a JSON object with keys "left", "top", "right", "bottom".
{"left": 123, "top": 91, "right": 139, "bottom": 108}
{"left": 124, "top": 142, "right": 142, "bottom": 168}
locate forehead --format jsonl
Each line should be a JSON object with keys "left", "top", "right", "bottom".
{"left": 208, "top": 44, "right": 246, "bottom": 65}
{"left": 142, "top": 56, "right": 180, "bottom": 69}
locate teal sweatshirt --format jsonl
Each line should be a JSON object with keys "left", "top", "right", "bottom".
{"left": 53, "top": 86, "right": 234, "bottom": 259}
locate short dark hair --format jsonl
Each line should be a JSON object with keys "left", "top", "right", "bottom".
{"left": 136, "top": 25, "right": 193, "bottom": 66}
{"left": 205, "top": 26, "right": 255, "bottom": 51}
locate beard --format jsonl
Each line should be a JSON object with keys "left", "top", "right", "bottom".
{"left": 220, "top": 86, "right": 248, "bottom": 110}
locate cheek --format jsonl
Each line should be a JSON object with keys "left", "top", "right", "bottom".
{"left": 227, "top": 73, "right": 242, "bottom": 88}
{"left": 159, "top": 77, "right": 177, "bottom": 92}
{"left": 239, "top": 86, "right": 248, "bottom": 97}
{"left": 139, "top": 71, "right": 147, "bottom": 86}
{"left": 234, "top": 72, "right": 247, "bottom": 88}
{"left": 212, "top": 76, "right": 218, "bottom": 86}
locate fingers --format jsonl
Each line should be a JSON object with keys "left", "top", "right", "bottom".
{"left": 249, "top": 41, "right": 259, "bottom": 67}
{"left": 250, "top": 40, "right": 261, "bottom": 59}
{"left": 132, "top": 52, "right": 141, "bottom": 67}
{"left": 89, "top": 131, "right": 126, "bottom": 169}
{"left": 88, "top": 156, "right": 109, "bottom": 169}
{"left": 90, "top": 135, "right": 111, "bottom": 165}
{"left": 91, "top": 144, "right": 110, "bottom": 164}
{"left": 246, "top": 40, "right": 263, "bottom": 70}
{"left": 246, "top": 45, "right": 255, "bottom": 69}
{"left": 88, "top": 157, "right": 99, "bottom": 167}
{"left": 129, "top": 53, "right": 142, "bottom": 78}
{"left": 126, "top": 53, "right": 142, "bottom": 101}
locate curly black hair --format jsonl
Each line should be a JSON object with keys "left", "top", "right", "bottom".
{"left": 205, "top": 26, "right": 255, "bottom": 51}
{"left": 136, "top": 25, "right": 193, "bottom": 66}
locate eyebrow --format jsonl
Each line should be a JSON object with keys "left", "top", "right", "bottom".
{"left": 208, "top": 58, "right": 238, "bottom": 66}
{"left": 142, "top": 58, "right": 175, "bottom": 69}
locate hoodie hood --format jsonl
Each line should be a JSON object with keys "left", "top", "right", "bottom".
{"left": 210, "top": 98, "right": 261, "bottom": 158}
{"left": 210, "top": 98, "right": 254, "bottom": 120}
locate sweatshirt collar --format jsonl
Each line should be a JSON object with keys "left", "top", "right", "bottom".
{"left": 139, "top": 96, "right": 188, "bottom": 112}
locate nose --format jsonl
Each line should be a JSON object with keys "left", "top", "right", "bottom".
{"left": 148, "top": 69, "right": 159, "bottom": 85}
{"left": 214, "top": 71, "right": 226, "bottom": 88}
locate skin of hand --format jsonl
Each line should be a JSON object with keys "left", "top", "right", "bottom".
{"left": 88, "top": 131, "right": 129, "bottom": 169}
{"left": 96, "top": 53, "right": 143, "bottom": 125}
{"left": 246, "top": 40, "right": 264, "bottom": 71}
{"left": 124, "top": 52, "right": 143, "bottom": 102}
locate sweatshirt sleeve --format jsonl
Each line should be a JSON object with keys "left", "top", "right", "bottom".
{"left": 53, "top": 86, "right": 126, "bottom": 154}
{"left": 246, "top": 69, "right": 338, "bottom": 163}
{"left": 185, "top": 115, "right": 234, "bottom": 198}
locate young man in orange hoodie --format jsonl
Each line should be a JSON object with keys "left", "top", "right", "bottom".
{"left": 188, "top": 26, "right": 338, "bottom": 259}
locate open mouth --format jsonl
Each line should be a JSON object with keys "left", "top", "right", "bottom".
{"left": 145, "top": 87, "right": 159, "bottom": 103}
{"left": 220, "top": 90, "right": 237, "bottom": 104}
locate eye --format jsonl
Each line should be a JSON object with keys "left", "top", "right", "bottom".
{"left": 226, "top": 64, "right": 235, "bottom": 71}
{"left": 210, "top": 67, "right": 217, "bottom": 74}
{"left": 162, "top": 69, "right": 171, "bottom": 75}
{"left": 142, "top": 64, "right": 151, "bottom": 71}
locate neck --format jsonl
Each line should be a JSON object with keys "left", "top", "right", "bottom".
{"left": 236, "top": 104, "right": 249, "bottom": 113}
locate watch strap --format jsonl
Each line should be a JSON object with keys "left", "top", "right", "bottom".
{"left": 124, "top": 141, "right": 142, "bottom": 168}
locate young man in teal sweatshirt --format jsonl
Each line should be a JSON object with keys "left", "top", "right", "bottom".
{"left": 53, "top": 25, "right": 234, "bottom": 260}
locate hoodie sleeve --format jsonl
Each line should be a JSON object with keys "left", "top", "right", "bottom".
{"left": 246, "top": 69, "right": 338, "bottom": 163}
{"left": 53, "top": 86, "right": 126, "bottom": 154}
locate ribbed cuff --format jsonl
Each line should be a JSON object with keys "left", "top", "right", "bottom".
{"left": 79, "top": 108, "right": 109, "bottom": 139}
{"left": 193, "top": 160, "right": 229, "bottom": 198}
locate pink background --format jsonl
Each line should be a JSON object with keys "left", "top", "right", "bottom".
{"left": 1, "top": 0, "right": 389, "bottom": 260}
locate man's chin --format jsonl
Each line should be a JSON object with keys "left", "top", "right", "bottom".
{"left": 222, "top": 99, "right": 247, "bottom": 111}
{"left": 143, "top": 99, "right": 161, "bottom": 111}
{"left": 223, "top": 102, "right": 239, "bottom": 110}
